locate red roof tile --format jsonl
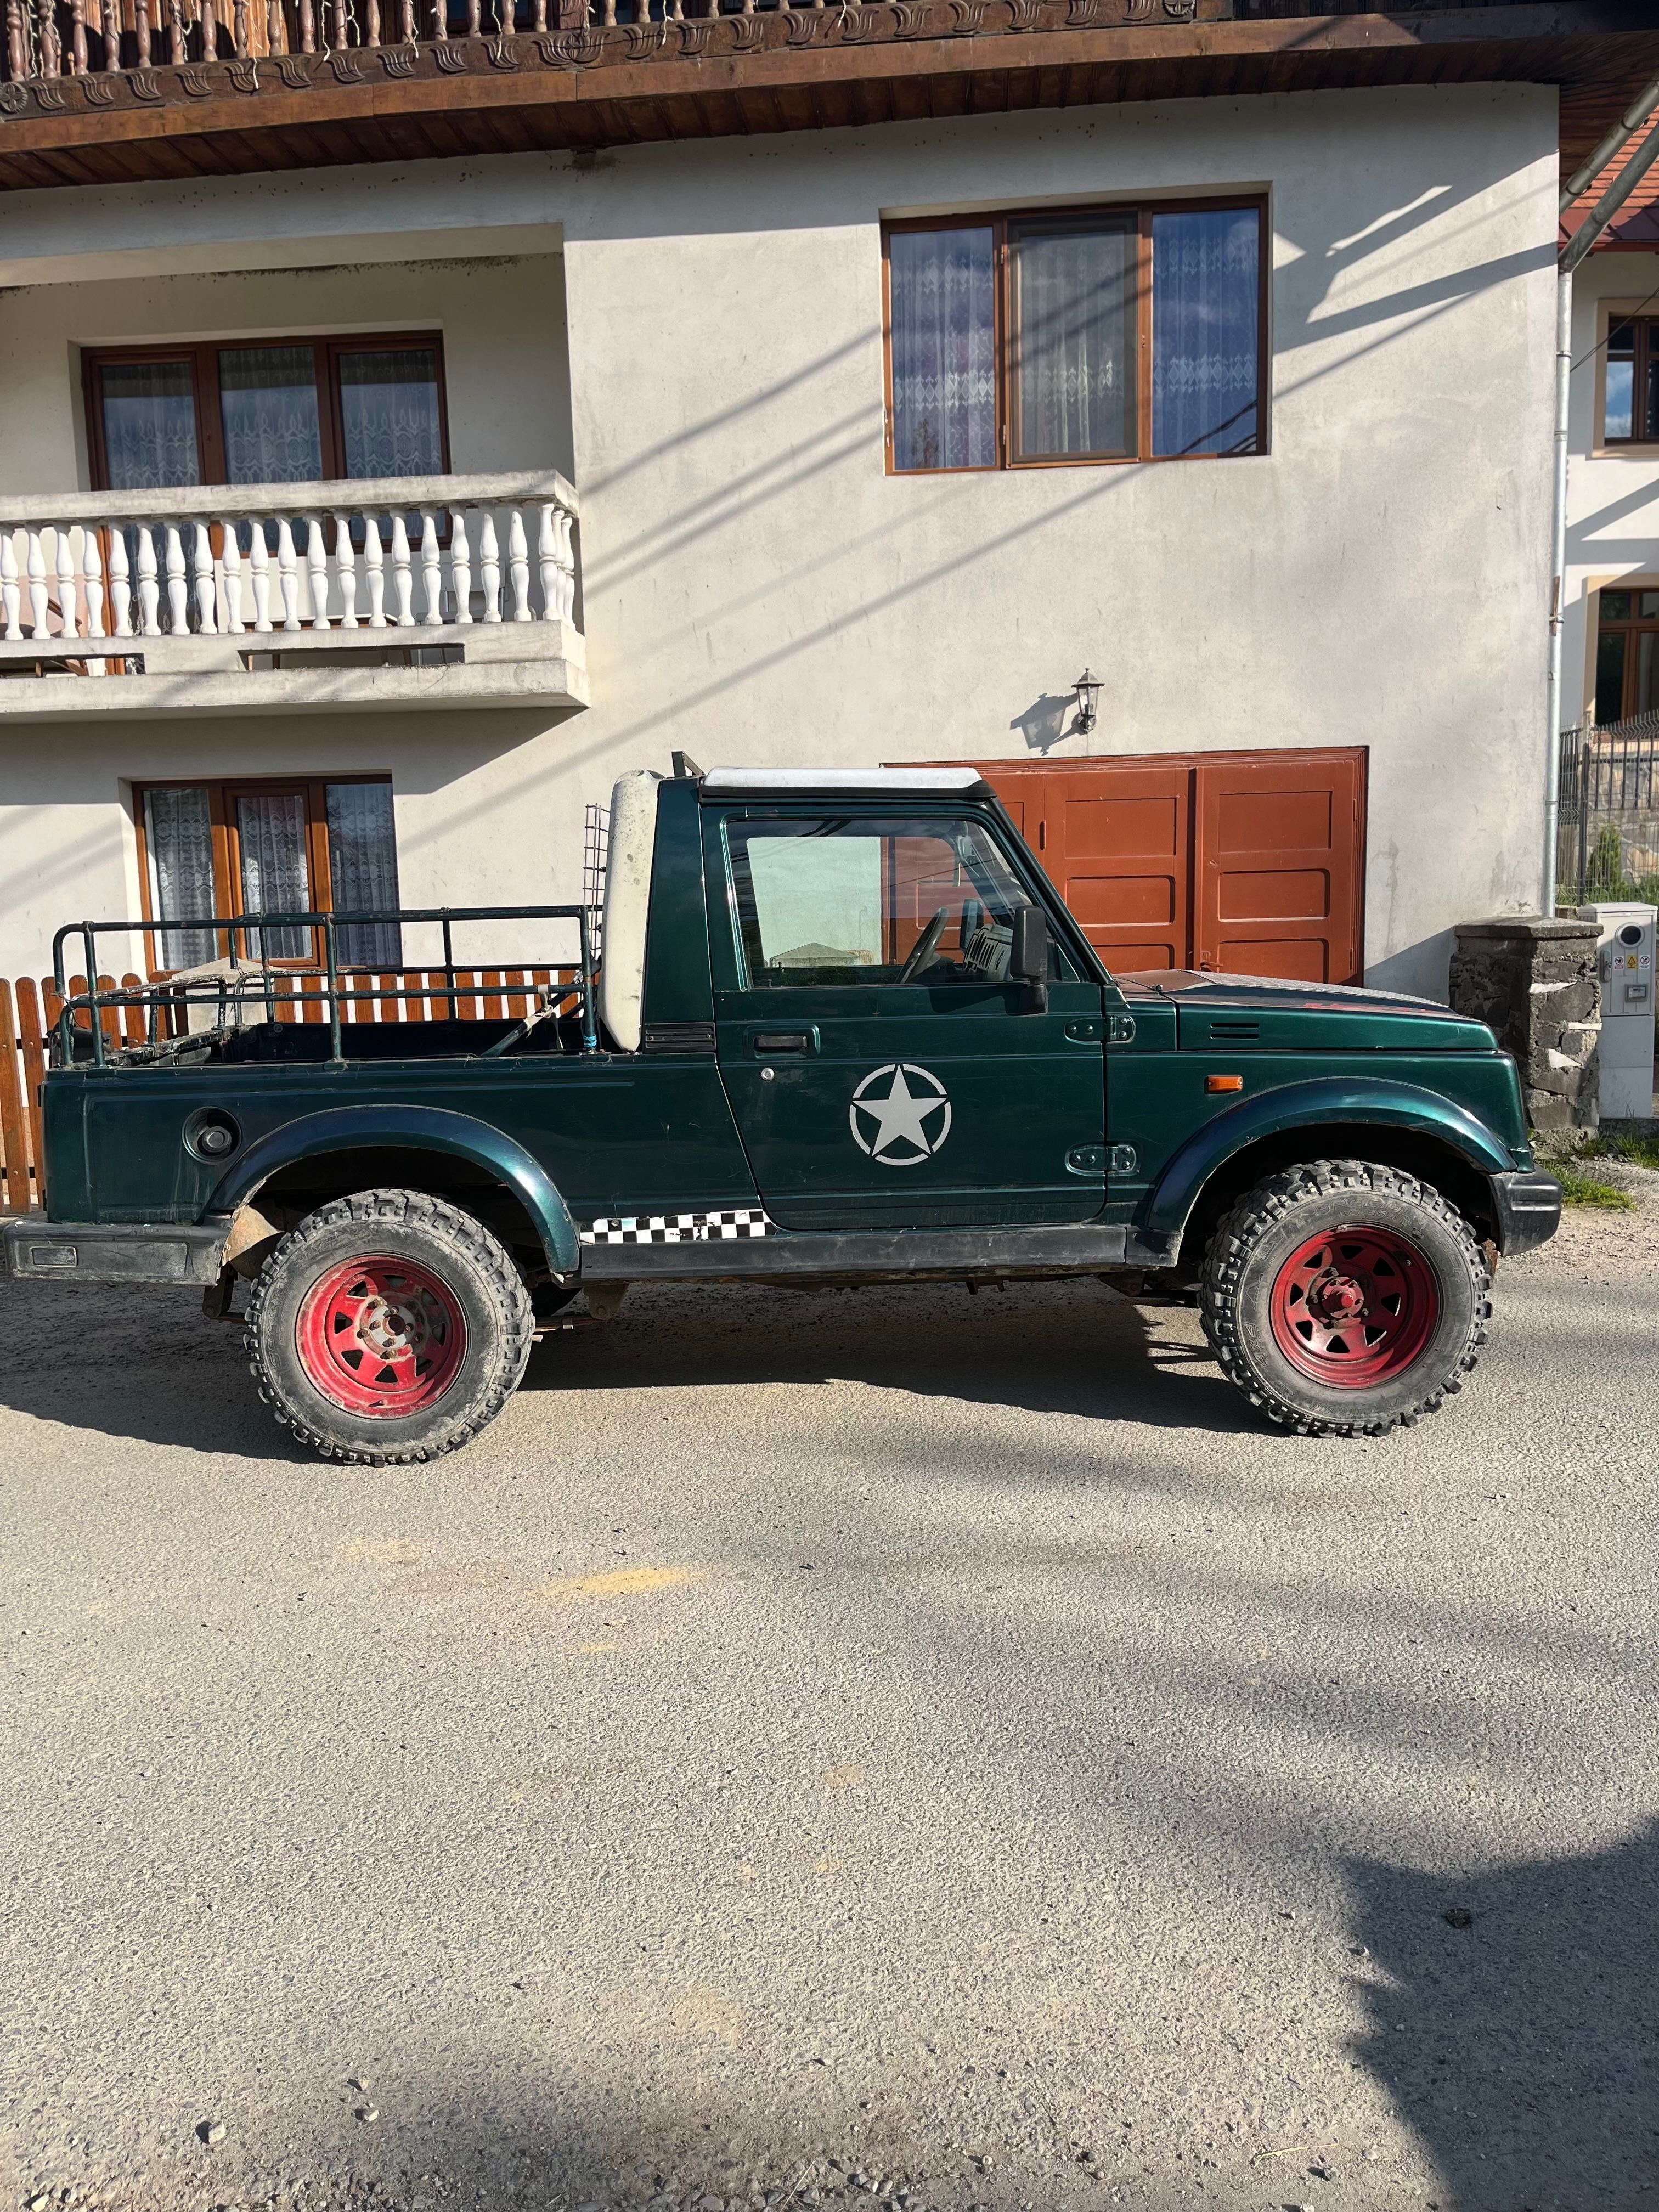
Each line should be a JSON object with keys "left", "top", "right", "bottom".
{"left": 1561, "top": 118, "right": 1659, "bottom": 253}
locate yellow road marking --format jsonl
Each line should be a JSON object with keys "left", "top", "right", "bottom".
{"left": 535, "top": 1565, "right": 704, "bottom": 1602}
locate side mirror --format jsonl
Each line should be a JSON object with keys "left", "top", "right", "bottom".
{"left": 1011, "top": 904, "right": 1048, "bottom": 980}
{"left": 1009, "top": 905, "right": 1049, "bottom": 1012}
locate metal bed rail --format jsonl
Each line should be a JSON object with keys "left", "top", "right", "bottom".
{"left": 50, "top": 904, "right": 601, "bottom": 1068}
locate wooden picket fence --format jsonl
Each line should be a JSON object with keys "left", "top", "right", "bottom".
{"left": 0, "top": 966, "right": 578, "bottom": 1215}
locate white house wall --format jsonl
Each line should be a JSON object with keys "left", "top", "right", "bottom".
{"left": 0, "top": 82, "right": 1558, "bottom": 994}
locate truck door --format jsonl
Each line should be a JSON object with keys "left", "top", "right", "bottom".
{"left": 708, "top": 807, "right": 1107, "bottom": 1231}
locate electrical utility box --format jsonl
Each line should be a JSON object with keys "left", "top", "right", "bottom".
{"left": 1585, "top": 902, "right": 1657, "bottom": 1119}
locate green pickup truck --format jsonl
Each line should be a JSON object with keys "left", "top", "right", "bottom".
{"left": 3, "top": 761, "right": 1559, "bottom": 1462}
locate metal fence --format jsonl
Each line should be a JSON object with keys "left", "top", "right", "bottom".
{"left": 1556, "top": 709, "right": 1659, "bottom": 909}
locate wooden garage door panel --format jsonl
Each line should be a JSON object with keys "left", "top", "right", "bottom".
{"left": 1212, "top": 786, "right": 1334, "bottom": 857}
{"left": 1066, "top": 873, "right": 1177, "bottom": 927}
{"left": 1047, "top": 768, "right": 1189, "bottom": 969}
{"left": 1216, "top": 936, "right": 1330, "bottom": 982}
{"left": 1217, "top": 869, "right": 1331, "bottom": 923}
{"left": 1196, "top": 753, "right": 1362, "bottom": 984}
{"left": 915, "top": 751, "right": 1365, "bottom": 984}
{"left": 1105, "top": 941, "right": 1182, "bottom": 970}
{"left": 1062, "top": 794, "right": 1182, "bottom": 861}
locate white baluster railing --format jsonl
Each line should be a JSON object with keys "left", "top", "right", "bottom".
{"left": 0, "top": 471, "right": 580, "bottom": 679}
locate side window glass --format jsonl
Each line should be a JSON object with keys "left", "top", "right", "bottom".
{"left": 725, "top": 815, "right": 1069, "bottom": 989}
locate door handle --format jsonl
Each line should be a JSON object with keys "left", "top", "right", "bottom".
{"left": 751, "top": 1029, "right": 817, "bottom": 1055}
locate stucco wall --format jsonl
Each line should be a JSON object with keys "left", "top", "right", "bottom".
{"left": 0, "top": 83, "right": 1558, "bottom": 995}
{"left": 1562, "top": 248, "right": 1659, "bottom": 728}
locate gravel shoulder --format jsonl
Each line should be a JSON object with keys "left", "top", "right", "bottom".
{"left": 0, "top": 1186, "right": 1656, "bottom": 2212}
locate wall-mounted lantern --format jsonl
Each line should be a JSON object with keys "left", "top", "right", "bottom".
{"left": 1072, "top": 667, "right": 1102, "bottom": 736}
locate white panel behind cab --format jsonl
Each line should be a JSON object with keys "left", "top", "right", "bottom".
{"left": 599, "top": 771, "right": 662, "bottom": 1054}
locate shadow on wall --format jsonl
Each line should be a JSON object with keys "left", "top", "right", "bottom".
{"left": 420, "top": 143, "right": 1556, "bottom": 884}
{"left": 1364, "top": 928, "right": 1457, "bottom": 1003}
{"left": 1344, "top": 1823, "right": 1659, "bottom": 2211}
{"left": 1008, "top": 693, "right": 1079, "bottom": 753}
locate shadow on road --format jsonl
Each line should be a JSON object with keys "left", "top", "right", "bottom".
{"left": 522, "top": 1277, "right": 1260, "bottom": 1436}
{"left": 1345, "top": 1822, "right": 1659, "bottom": 2212}
{"left": 0, "top": 1273, "right": 1257, "bottom": 1456}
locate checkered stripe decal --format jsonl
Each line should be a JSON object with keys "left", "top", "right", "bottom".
{"left": 580, "top": 1209, "right": 774, "bottom": 1246}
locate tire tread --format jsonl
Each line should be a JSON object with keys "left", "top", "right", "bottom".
{"left": 1198, "top": 1158, "right": 1492, "bottom": 1438}
{"left": 245, "top": 1187, "right": 534, "bottom": 1465}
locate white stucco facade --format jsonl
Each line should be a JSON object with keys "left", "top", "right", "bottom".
{"left": 0, "top": 80, "right": 1558, "bottom": 994}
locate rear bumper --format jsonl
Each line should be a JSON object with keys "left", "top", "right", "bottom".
{"left": 2, "top": 1218, "right": 228, "bottom": 1285}
{"left": 1490, "top": 1170, "right": 1562, "bottom": 1256}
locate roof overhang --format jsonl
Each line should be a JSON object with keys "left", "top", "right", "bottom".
{"left": 1, "top": 1, "right": 1655, "bottom": 190}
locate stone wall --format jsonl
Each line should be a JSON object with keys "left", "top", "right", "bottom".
{"left": 1448, "top": 917, "right": 1601, "bottom": 1130}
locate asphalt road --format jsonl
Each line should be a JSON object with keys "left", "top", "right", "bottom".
{"left": 2, "top": 1191, "right": 1657, "bottom": 2212}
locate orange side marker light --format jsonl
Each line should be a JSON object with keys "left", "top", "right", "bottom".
{"left": 1207, "top": 1073, "right": 1245, "bottom": 1093}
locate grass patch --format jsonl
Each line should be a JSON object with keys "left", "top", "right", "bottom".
{"left": 1555, "top": 1163, "right": 1637, "bottom": 1210}
{"left": 1582, "top": 1131, "right": 1659, "bottom": 1172}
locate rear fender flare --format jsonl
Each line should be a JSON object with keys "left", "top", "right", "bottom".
{"left": 210, "top": 1104, "right": 582, "bottom": 1278}
{"left": 1144, "top": 1078, "right": 1517, "bottom": 1246}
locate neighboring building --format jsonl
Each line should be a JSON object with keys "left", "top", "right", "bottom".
{"left": 0, "top": 4, "right": 1654, "bottom": 998}
{"left": 1562, "top": 120, "right": 1659, "bottom": 732}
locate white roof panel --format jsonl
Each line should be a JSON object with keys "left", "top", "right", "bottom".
{"left": 700, "top": 766, "right": 986, "bottom": 794}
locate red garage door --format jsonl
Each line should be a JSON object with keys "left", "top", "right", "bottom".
{"left": 961, "top": 749, "right": 1367, "bottom": 984}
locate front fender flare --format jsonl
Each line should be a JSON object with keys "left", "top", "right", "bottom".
{"left": 209, "top": 1104, "right": 582, "bottom": 1277}
{"left": 1143, "top": 1077, "right": 1519, "bottom": 1247}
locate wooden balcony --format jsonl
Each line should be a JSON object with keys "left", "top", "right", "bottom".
{"left": 0, "top": 0, "right": 1655, "bottom": 191}
{"left": 0, "top": 469, "right": 586, "bottom": 719}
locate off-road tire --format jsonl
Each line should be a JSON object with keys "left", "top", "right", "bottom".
{"left": 1199, "top": 1159, "right": 1491, "bottom": 1437}
{"left": 246, "top": 1188, "right": 535, "bottom": 1464}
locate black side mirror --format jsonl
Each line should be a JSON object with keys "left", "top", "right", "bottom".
{"left": 1010, "top": 905, "right": 1049, "bottom": 1012}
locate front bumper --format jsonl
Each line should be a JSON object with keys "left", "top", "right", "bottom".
{"left": 1490, "top": 1170, "right": 1562, "bottom": 1256}
{"left": 2, "top": 1217, "right": 228, "bottom": 1285}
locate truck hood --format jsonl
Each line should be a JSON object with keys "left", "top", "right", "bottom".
{"left": 1114, "top": 970, "right": 1497, "bottom": 1053}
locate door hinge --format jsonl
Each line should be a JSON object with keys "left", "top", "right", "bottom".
{"left": 1066, "top": 1144, "right": 1105, "bottom": 1175}
{"left": 1108, "top": 1014, "right": 1136, "bottom": 1042}
{"left": 1106, "top": 1144, "right": 1138, "bottom": 1175}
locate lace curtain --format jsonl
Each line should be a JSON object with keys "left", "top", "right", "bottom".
{"left": 339, "top": 349, "right": 444, "bottom": 479}
{"left": 236, "top": 792, "right": 312, "bottom": 963}
{"left": 1150, "top": 208, "right": 1261, "bottom": 458}
{"left": 144, "top": 786, "right": 217, "bottom": 973}
{"left": 100, "top": 362, "right": 200, "bottom": 493}
{"left": 1011, "top": 223, "right": 1133, "bottom": 460}
{"left": 889, "top": 228, "right": 996, "bottom": 473}
{"left": 326, "top": 781, "right": 403, "bottom": 970}
{"left": 218, "top": 346, "right": 324, "bottom": 484}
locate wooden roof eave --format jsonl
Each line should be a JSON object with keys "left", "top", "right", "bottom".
{"left": 0, "top": 2, "right": 1656, "bottom": 189}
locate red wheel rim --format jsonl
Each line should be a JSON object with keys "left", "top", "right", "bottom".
{"left": 1268, "top": 1224, "right": 1439, "bottom": 1389}
{"left": 295, "top": 1254, "right": 467, "bottom": 1417}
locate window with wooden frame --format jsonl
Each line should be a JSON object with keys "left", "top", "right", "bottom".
{"left": 84, "top": 335, "right": 450, "bottom": 494}
{"left": 1594, "top": 587, "right": 1659, "bottom": 723}
{"left": 882, "top": 200, "right": 1267, "bottom": 475}
{"left": 134, "top": 775, "right": 402, "bottom": 977}
{"left": 1604, "top": 318, "right": 1659, "bottom": 445}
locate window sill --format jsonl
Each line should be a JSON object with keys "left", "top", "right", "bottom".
{"left": 885, "top": 448, "right": 1269, "bottom": 478}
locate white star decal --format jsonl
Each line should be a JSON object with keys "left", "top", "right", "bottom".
{"left": 849, "top": 1063, "right": 952, "bottom": 1166}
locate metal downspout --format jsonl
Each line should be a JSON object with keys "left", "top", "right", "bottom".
{"left": 1543, "top": 267, "right": 1573, "bottom": 917}
{"left": 1543, "top": 92, "right": 1659, "bottom": 917}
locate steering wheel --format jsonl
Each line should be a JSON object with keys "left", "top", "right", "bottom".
{"left": 898, "top": 905, "right": 952, "bottom": 984}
